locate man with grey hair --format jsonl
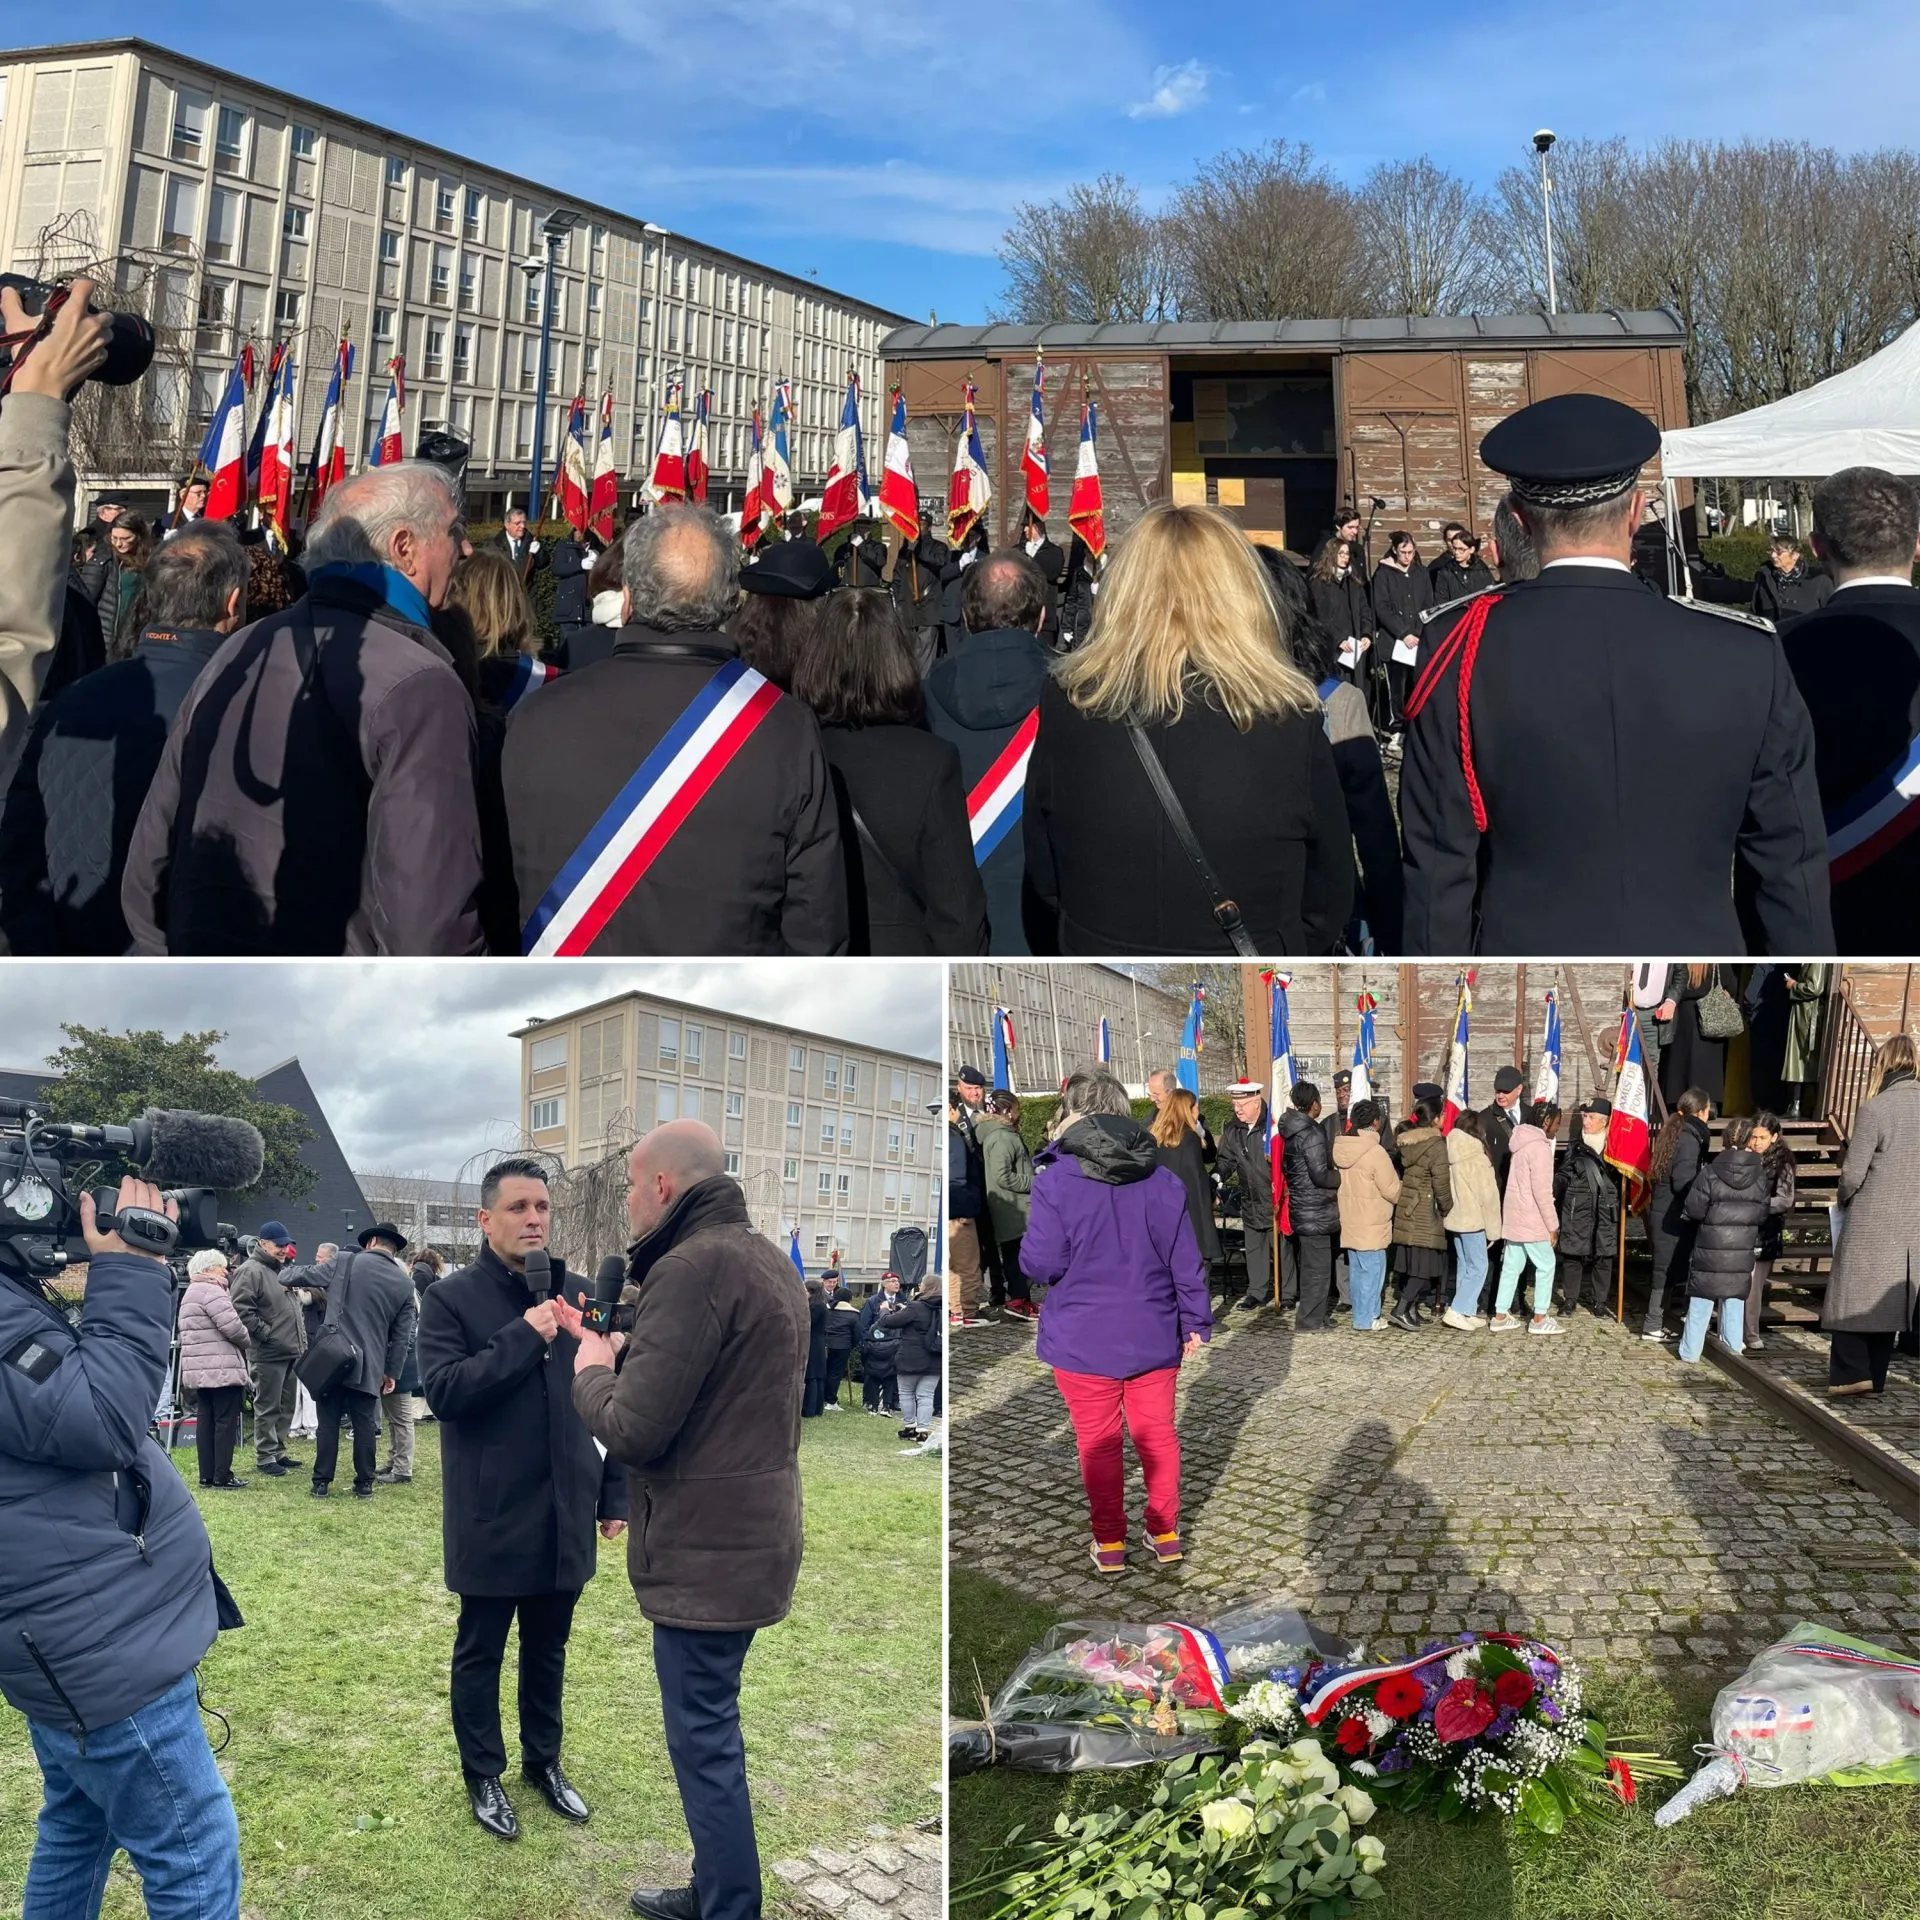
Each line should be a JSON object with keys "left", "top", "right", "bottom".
{"left": 1, "top": 519, "right": 250, "bottom": 952}
{"left": 503, "top": 502, "right": 846, "bottom": 954}
{"left": 120, "top": 460, "right": 484, "bottom": 954}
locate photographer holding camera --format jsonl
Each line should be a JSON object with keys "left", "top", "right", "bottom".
{"left": 417, "top": 1157, "right": 626, "bottom": 1843}
{"left": 0, "top": 276, "right": 114, "bottom": 800}
{"left": 558, "top": 1120, "right": 809, "bottom": 1920}
{"left": 0, "top": 1176, "right": 243, "bottom": 1914}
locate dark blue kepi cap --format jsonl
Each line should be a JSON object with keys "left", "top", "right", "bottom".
{"left": 1480, "top": 394, "right": 1661, "bottom": 509}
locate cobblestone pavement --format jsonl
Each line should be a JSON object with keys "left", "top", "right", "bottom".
{"left": 950, "top": 1308, "right": 1920, "bottom": 1667}
{"left": 771, "top": 1824, "right": 943, "bottom": 1920}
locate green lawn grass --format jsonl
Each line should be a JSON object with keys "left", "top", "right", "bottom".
{"left": 949, "top": 1568, "right": 1920, "bottom": 1920}
{"left": 0, "top": 1414, "right": 941, "bottom": 1920}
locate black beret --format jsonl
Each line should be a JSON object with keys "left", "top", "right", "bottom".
{"left": 1480, "top": 394, "right": 1661, "bottom": 509}
{"left": 1582, "top": 1097, "right": 1614, "bottom": 1117}
{"left": 740, "top": 538, "right": 834, "bottom": 599}
{"left": 957, "top": 1065, "right": 987, "bottom": 1087}
{"left": 1411, "top": 1082, "right": 1445, "bottom": 1104}
{"left": 1492, "top": 1065, "right": 1527, "bottom": 1093}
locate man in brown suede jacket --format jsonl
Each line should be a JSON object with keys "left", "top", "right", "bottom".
{"left": 560, "top": 1120, "right": 808, "bottom": 1920}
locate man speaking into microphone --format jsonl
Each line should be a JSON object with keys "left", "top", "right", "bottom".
{"left": 557, "top": 1119, "right": 809, "bottom": 1920}
{"left": 417, "top": 1156, "right": 627, "bottom": 1842}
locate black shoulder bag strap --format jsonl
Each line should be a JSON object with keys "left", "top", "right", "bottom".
{"left": 289, "top": 599, "right": 375, "bottom": 802}
{"left": 1125, "top": 723, "right": 1265, "bottom": 957}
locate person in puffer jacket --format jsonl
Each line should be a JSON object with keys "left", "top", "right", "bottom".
{"left": 1491, "top": 1102, "right": 1563, "bottom": 1336}
{"left": 177, "top": 1247, "right": 252, "bottom": 1489}
{"left": 1021, "top": 1068, "right": 1212, "bottom": 1575}
{"left": 1679, "top": 1115, "right": 1778, "bottom": 1362}
{"left": 1278, "top": 1083, "right": 1343, "bottom": 1330}
{"left": 0, "top": 1178, "right": 241, "bottom": 1912}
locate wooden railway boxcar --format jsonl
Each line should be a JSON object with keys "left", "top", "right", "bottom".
{"left": 882, "top": 311, "right": 1689, "bottom": 561}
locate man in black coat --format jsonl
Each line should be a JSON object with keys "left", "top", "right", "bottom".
{"left": 308, "top": 1224, "right": 418, "bottom": 1500}
{"left": 1, "top": 522, "right": 250, "bottom": 953}
{"left": 1401, "top": 394, "right": 1832, "bottom": 955}
{"left": 1780, "top": 466, "right": 1920, "bottom": 953}
{"left": 487, "top": 506, "right": 549, "bottom": 582}
{"left": 1481, "top": 1067, "right": 1525, "bottom": 1194}
{"left": 1553, "top": 1098, "right": 1621, "bottom": 1319}
{"left": 1221, "top": 1081, "right": 1287, "bottom": 1311}
{"left": 417, "top": 1157, "right": 626, "bottom": 1842}
{"left": 831, "top": 527, "right": 887, "bottom": 587}
{"left": 890, "top": 510, "right": 950, "bottom": 669}
{"left": 947, "top": 1075, "right": 990, "bottom": 1324}
{"left": 1279, "top": 1081, "right": 1342, "bottom": 1330}
{"left": 504, "top": 505, "right": 848, "bottom": 955}
{"left": 924, "top": 552, "right": 1052, "bottom": 955}
{"left": 562, "top": 1122, "right": 809, "bottom": 1920}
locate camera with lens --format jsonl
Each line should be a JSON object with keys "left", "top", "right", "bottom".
{"left": 0, "top": 274, "right": 156, "bottom": 397}
{"left": 0, "top": 1097, "right": 266, "bottom": 1282}
{"left": 577, "top": 1253, "right": 638, "bottom": 1336}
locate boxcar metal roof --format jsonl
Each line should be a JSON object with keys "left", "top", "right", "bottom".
{"left": 880, "top": 311, "right": 1685, "bottom": 357}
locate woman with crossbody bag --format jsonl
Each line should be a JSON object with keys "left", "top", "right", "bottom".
{"left": 1658, "top": 964, "right": 1741, "bottom": 1110}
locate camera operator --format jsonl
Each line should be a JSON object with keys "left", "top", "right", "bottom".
{"left": 0, "top": 1177, "right": 242, "bottom": 1911}
{"left": 557, "top": 1121, "right": 809, "bottom": 1920}
{"left": 416, "top": 1158, "right": 626, "bottom": 1843}
{"left": 0, "top": 276, "right": 113, "bottom": 799}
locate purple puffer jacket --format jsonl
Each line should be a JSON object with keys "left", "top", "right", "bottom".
{"left": 178, "top": 1277, "right": 251, "bottom": 1389}
{"left": 1025, "top": 1114, "right": 1214, "bottom": 1379}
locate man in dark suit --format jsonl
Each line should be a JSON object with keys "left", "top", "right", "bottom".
{"left": 1781, "top": 465, "right": 1920, "bottom": 952}
{"left": 417, "top": 1157, "right": 626, "bottom": 1842}
{"left": 1401, "top": 394, "right": 1832, "bottom": 955}
{"left": 503, "top": 504, "right": 848, "bottom": 955}
{"left": 488, "top": 505, "right": 550, "bottom": 582}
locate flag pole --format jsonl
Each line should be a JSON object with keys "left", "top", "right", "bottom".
{"left": 1616, "top": 1171, "right": 1628, "bottom": 1323}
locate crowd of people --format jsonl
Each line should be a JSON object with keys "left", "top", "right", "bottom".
{"left": 801, "top": 1265, "right": 945, "bottom": 1452}
{"left": 3, "top": 289, "right": 1911, "bottom": 957}
{"left": 944, "top": 1026, "right": 1918, "bottom": 1571}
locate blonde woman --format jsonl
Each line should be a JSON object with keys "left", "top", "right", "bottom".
{"left": 1024, "top": 502, "right": 1353, "bottom": 954}
{"left": 1824, "top": 1035, "right": 1920, "bottom": 1396}
{"left": 446, "top": 547, "right": 546, "bottom": 711}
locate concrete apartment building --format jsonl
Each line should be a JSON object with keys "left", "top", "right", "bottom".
{"left": 515, "top": 992, "right": 942, "bottom": 1279}
{"left": 351, "top": 1173, "right": 484, "bottom": 1266}
{"left": 948, "top": 964, "right": 1191, "bottom": 1098}
{"left": 0, "top": 39, "right": 909, "bottom": 519}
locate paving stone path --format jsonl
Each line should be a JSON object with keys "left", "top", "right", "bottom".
{"left": 950, "top": 1308, "right": 1920, "bottom": 1666}
{"left": 771, "top": 1823, "right": 943, "bottom": 1920}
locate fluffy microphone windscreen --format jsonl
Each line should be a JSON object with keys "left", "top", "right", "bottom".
{"left": 141, "top": 1108, "right": 266, "bottom": 1189}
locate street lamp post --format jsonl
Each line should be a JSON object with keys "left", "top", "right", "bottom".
{"left": 1534, "top": 130, "right": 1559, "bottom": 316}
{"left": 525, "top": 209, "right": 579, "bottom": 520}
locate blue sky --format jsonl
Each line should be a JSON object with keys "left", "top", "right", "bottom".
{"left": 9, "top": 2, "right": 1920, "bottom": 321}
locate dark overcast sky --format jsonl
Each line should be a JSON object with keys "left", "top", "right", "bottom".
{"left": 0, "top": 962, "right": 942, "bottom": 1179}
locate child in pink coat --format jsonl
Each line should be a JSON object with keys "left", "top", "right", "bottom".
{"left": 1492, "top": 1103, "right": 1564, "bottom": 1336}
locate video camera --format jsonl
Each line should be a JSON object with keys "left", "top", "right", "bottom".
{"left": 0, "top": 275, "right": 155, "bottom": 398}
{"left": 0, "top": 1097, "right": 265, "bottom": 1282}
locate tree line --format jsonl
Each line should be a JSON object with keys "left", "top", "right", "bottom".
{"left": 997, "top": 138, "right": 1920, "bottom": 425}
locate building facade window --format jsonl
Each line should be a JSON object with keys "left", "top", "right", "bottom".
{"left": 724, "top": 1151, "right": 741, "bottom": 1175}
{"left": 215, "top": 106, "right": 247, "bottom": 173}
{"left": 659, "top": 1018, "right": 679, "bottom": 1064}
{"left": 290, "top": 124, "right": 316, "bottom": 158}
{"left": 529, "top": 1034, "right": 566, "bottom": 1072}
{"left": 282, "top": 204, "right": 309, "bottom": 241}
{"left": 273, "top": 288, "right": 302, "bottom": 329}
{"left": 385, "top": 154, "right": 405, "bottom": 185}
{"left": 685, "top": 1026, "right": 704, "bottom": 1072}
{"left": 530, "top": 1096, "right": 564, "bottom": 1131}
{"left": 729, "top": 1032, "right": 746, "bottom": 1059}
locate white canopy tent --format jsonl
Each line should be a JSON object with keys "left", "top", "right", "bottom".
{"left": 1661, "top": 322, "right": 1920, "bottom": 477}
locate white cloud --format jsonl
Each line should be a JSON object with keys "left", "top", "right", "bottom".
{"left": 1128, "top": 58, "right": 1210, "bottom": 120}
{"left": 1290, "top": 81, "right": 1327, "bottom": 104}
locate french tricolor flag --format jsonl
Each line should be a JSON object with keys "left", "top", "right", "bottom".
{"left": 501, "top": 654, "right": 558, "bottom": 711}
{"left": 741, "top": 407, "right": 767, "bottom": 549}
{"left": 991, "top": 1007, "right": 1016, "bottom": 1092}
{"left": 589, "top": 390, "right": 618, "bottom": 544}
{"left": 195, "top": 353, "right": 249, "bottom": 520}
{"left": 766, "top": 380, "right": 794, "bottom": 515}
{"left": 648, "top": 378, "right": 686, "bottom": 505}
{"left": 1603, "top": 1006, "right": 1653, "bottom": 1203}
{"left": 817, "top": 371, "right": 865, "bottom": 541}
{"left": 1096, "top": 1016, "right": 1111, "bottom": 1066}
{"left": 966, "top": 707, "right": 1039, "bottom": 866}
{"left": 1440, "top": 975, "right": 1473, "bottom": 1133}
{"left": 308, "top": 337, "right": 352, "bottom": 513}
{"left": 1068, "top": 399, "right": 1106, "bottom": 558}
{"left": 685, "top": 387, "right": 711, "bottom": 506}
{"left": 369, "top": 358, "right": 405, "bottom": 466}
{"left": 879, "top": 387, "right": 918, "bottom": 540}
{"left": 1021, "top": 353, "right": 1049, "bottom": 519}
{"left": 948, "top": 382, "right": 991, "bottom": 546}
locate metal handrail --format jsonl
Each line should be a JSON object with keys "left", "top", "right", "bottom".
{"left": 1819, "top": 981, "right": 1880, "bottom": 1147}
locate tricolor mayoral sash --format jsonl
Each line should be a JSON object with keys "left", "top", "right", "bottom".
{"left": 521, "top": 657, "right": 782, "bottom": 955}
{"left": 967, "top": 707, "right": 1039, "bottom": 865}
{"left": 1827, "top": 734, "right": 1920, "bottom": 884}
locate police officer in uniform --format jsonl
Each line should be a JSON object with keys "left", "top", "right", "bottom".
{"left": 1400, "top": 394, "right": 1832, "bottom": 955}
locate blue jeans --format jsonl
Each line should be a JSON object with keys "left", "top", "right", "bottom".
{"left": 24, "top": 1668, "right": 240, "bottom": 1920}
{"left": 1448, "top": 1232, "right": 1489, "bottom": 1316}
{"left": 1678, "top": 1295, "right": 1745, "bottom": 1362}
{"left": 653, "top": 1626, "right": 761, "bottom": 1920}
{"left": 1347, "top": 1248, "right": 1387, "bottom": 1329}
{"left": 1494, "top": 1241, "right": 1556, "bottom": 1317}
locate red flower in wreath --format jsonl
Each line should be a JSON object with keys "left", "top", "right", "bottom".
{"left": 1433, "top": 1678, "right": 1497, "bottom": 1743}
{"left": 1334, "top": 1717, "right": 1373, "bottom": 1755}
{"left": 1493, "top": 1670, "right": 1536, "bottom": 1711}
{"left": 1375, "top": 1674, "right": 1427, "bottom": 1720}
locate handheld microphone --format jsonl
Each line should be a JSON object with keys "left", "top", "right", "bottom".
{"left": 580, "top": 1254, "right": 635, "bottom": 1334}
{"left": 524, "top": 1247, "right": 551, "bottom": 1302}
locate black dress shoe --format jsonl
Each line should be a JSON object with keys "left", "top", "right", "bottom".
{"left": 351, "top": 1484, "right": 374, "bottom": 1499}
{"left": 309, "top": 1484, "right": 329, "bottom": 1498}
{"left": 630, "top": 1886, "right": 700, "bottom": 1920}
{"left": 374, "top": 1467, "right": 412, "bottom": 1484}
{"left": 465, "top": 1772, "right": 519, "bottom": 1841}
{"left": 257, "top": 1462, "right": 288, "bottom": 1478}
{"left": 522, "top": 1759, "right": 590, "bottom": 1822}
